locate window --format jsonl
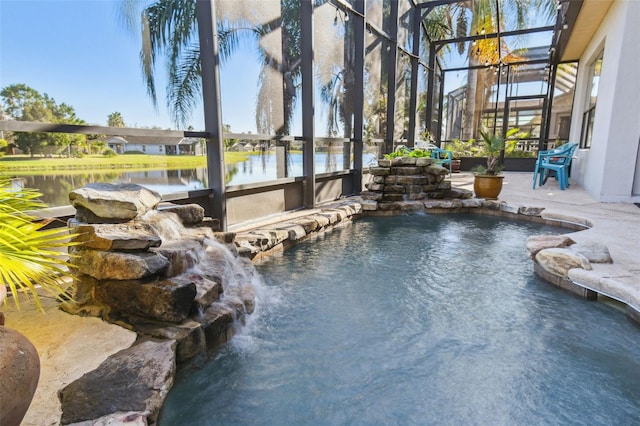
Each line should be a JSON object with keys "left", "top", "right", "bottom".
{"left": 580, "top": 51, "right": 603, "bottom": 149}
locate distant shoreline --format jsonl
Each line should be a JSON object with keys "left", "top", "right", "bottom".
{"left": 0, "top": 153, "right": 250, "bottom": 175}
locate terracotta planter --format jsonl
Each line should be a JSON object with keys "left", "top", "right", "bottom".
{"left": 0, "top": 325, "right": 40, "bottom": 426}
{"left": 473, "top": 175, "right": 504, "bottom": 200}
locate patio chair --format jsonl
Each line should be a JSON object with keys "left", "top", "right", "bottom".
{"left": 532, "top": 142, "right": 578, "bottom": 190}
{"left": 430, "top": 147, "right": 453, "bottom": 175}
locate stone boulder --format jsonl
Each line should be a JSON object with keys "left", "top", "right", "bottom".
{"left": 500, "top": 203, "right": 520, "bottom": 214}
{"left": 197, "top": 303, "right": 235, "bottom": 349}
{"left": 94, "top": 277, "right": 197, "bottom": 323}
{"left": 369, "top": 167, "right": 390, "bottom": 176}
{"left": 131, "top": 319, "right": 206, "bottom": 364}
{"left": 416, "top": 158, "right": 435, "bottom": 166}
{"left": 481, "top": 200, "right": 503, "bottom": 210}
{"left": 59, "top": 340, "right": 176, "bottom": 425}
{"left": 423, "top": 199, "right": 462, "bottom": 209}
{"left": 535, "top": 247, "right": 592, "bottom": 278}
{"left": 291, "top": 217, "right": 320, "bottom": 234}
{"left": 67, "top": 412, "right": 148, "bottom": 426}
{"left": 225, "top": 284, "right": 257, "bottom": 315}
{"left": 425, "top": 165, "right": 449, "bottom": 176}
{"left": 526, "top": 235, "right": 576, "bottom": 258}
{"left": 69, "top": 183, "right": 162, "bottom": 222}
{"left": 519, "top": 206, "right": 545, "bottom": 216}
{"left": 158, "top": 204, "right": 205, "bottom": 226}
{"left": 569, "top": 242, "right": 613, "bottom": 263}
{"left": 183, "top": 272, "right": 222, "bottom": 309}
{"left": 153, "top": 240, "right": 205, "bottom": 277}
{"left": 75, "top": 250, "right": 169, "bottom": 280}
{"left": 392, "top": 157, "right": 417, "bottom": 166}
{"left": 444, "top": 188, "right": 473, "bottom": 199}
{"left": 360, "top": 200, "right": 378, "bottom": 211}
{"left": 461, "top": 198, "right": 484, "bottom": 208}
{"left": 69, "top": 220, "right": 162, "bottom": 251}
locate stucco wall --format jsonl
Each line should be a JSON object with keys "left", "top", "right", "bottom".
{"left": 571, "top": 0, "right": 640, "bottom": 202}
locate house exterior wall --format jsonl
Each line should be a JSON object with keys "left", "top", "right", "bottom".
{"left": 126, "top": 143, "right": 165, "bottom": 155}
{"left": 571, "top": 0, "right": 640, "bottom": 202}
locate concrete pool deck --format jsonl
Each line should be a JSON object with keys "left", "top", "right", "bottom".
{"left": 5, "top": 171, "right": 640, "bottom": 425}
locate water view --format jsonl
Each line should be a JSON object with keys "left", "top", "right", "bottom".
{"left": 159, "top": 215, "right": 640, "bottom": 424}
{"left": 10, "top": 152, "right": 379, "bottom": 207}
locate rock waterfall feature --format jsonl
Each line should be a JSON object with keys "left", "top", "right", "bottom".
{"left": 60, "top": 183, "right": 262, "bottom": 424}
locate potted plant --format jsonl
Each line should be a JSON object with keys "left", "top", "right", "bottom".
{"left": 472, "top": 128, "right": 520, "bottom": 199}
{"left": 0, "top": 179, "right": 77, "bottom": 426}
{"left": 444, "top": 139, "right": 474, "bottom": 172}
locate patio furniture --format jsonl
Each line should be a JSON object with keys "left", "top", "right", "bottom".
{"left": 532, "top": 142, "right": 578, "bottom": 190}
{"left": 430, "top": 147, "right": 453, "bottom": 175}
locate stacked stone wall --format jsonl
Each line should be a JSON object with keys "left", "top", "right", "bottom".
{"left": 360, "top": 157, "right": 473, "bottom": 212}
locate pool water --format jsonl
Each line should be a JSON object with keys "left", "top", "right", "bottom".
{"left": 159, "top": 215, "right": 640, "bottom": 425}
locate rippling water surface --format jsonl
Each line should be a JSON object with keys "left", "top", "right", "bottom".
{"left": 160, "top": 215, "right": 640, "bottom": 425}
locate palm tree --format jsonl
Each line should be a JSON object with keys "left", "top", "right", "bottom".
{"left": 0, "top": 179, "right": 77, "bottom": 312}
{"left": 253, "top": 0, "right": 302, "bottom": 136}
{"left": 121, "top": 0, "right": 302, "bottom": 134}
{"left": 427, "top": 0, "right": 556, "bottom": 139}
{"left": 107, "top": 111, "right": 126, "bottom": 128}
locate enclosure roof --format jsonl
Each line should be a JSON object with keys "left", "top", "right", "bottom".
{"left": 416, "top": 0, "right": 560, "bottom": 70}
{"left": 559, "top": 0, "right": 613, "bottom": 62}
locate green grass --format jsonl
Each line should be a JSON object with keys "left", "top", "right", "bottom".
{"left": 0, "top": 153, "right": 251, "bottom": 174}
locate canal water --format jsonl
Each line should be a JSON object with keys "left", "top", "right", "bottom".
{"left": 12, "top": 152, "right": 378, "bottom": 207}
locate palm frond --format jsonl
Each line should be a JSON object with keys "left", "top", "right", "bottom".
{"left": 218, "top": 27, "right": 242, "bottom": 63}
{"left": 455, "top": 6, "right": 468, "bottom": 55}
{"left": 0, "top": 180, "right": 78, "bottom": 312}
{"left": 118, "top": 0, "right": 145, "bottom": 33}
{"left": 168, "top": 45, "right": 202, "bottom": 128}
{"left": 532, "top": 0, "right": 559, "bottom": 22}
{"left": 141, "top": 9, "right": 158, "bottom": 107}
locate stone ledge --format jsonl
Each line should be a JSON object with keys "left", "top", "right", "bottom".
{"left": 533, "top": 262, "right": 598, "bottom": 300}
{"left": 531, "top": 245, "right": 640, "bottom": 324}
{"left": 568, "top": 267, "right": 640, "bottom": 312}
{"left": 234, "top": 200, "right": 362, "bottom": 261}
{"left": 541, "top": 211, "right": 594, "bottom": 228}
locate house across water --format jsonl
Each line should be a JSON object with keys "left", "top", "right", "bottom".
{"left": 105, "top": 136, "right": 204, "bottom": 156}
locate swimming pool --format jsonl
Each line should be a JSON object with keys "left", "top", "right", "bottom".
{"left": 159, "top": 215, "right": 640, "bottom": 424}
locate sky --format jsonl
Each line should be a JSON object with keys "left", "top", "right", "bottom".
{"left": 0, "top": 0, "right": 554, "bottom": 134}
{"left": 0, "top": 0, "right": 263, "bottom": 132}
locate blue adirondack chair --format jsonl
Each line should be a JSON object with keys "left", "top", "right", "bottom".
{"left": 532, "top": 142, "right": 578, "bottom": 190}
{"left": 430, "top": 147, "right": 453, "bottom": 175}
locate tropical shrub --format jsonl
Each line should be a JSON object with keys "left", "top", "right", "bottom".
{"left": 384, "top": 147, "right": 431, "bottom": 159}
{"left": 102, "top": 148, "right": 117, "bottom": 158}
{"left": 444, "top": 139, "right": 474, "bottom": 159}
{"left": 472, "top": 128, "right": 521, "bottom": 175}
